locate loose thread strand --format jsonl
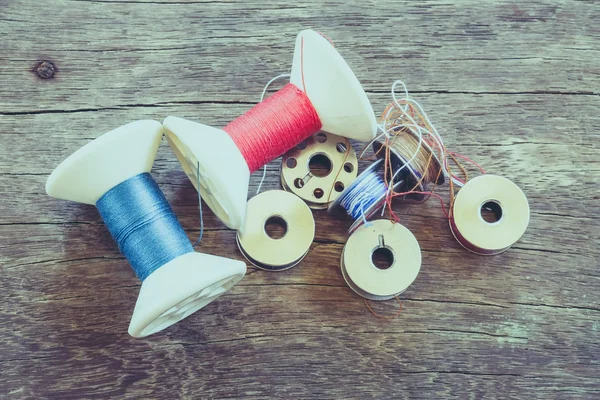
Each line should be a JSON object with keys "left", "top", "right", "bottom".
{"left": 255, "top": 73, "right": 292, "bottom": 194}
{"left": 193, "top": 162, "right": 204, "bottom": 247}
{"left": 364, "top": 296, "right": 403, "bottom": 319}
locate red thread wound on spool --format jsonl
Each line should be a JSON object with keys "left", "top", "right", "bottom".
{"left": 224, "top": 83, "right": 322, "bottom": 173}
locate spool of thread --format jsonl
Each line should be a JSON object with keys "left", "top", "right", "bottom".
{"left": 341, "top": 219, "right": 421, "bottom": 300}
{"left": 236, "top": 190, "right": 315, "bottom": 271}
{"left": 45, "top": 120, "right": 247, "bottom": 337}
{"left": 450, "top": 174, "right": 530, "bottom": 255}
{"left": 225, "top": 84, "right": 321, "bottom": 173}
{"left": 281, "top": 131, "right": 358, "bottom": 208}
{"left": 162, "top": 29, "right": 377, "bottom": 230}
{"left": 329, "top": 159, "right": 403, "bottom": 233}
{"left": 96, "top": 173, "right": 194, "bottom": 281}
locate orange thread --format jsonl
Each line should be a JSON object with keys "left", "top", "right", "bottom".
{"left": 371, "top": 95, "right": 487, "bottom": 222}
{"left": 364, "top": 296, "right": 403, "bottom": 319}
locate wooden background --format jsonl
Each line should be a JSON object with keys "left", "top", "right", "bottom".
{"left": 1, "top": 0, "right": 598, "bottom": 398}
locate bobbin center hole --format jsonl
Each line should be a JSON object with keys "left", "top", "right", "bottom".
{"left": 264, "top": 216, "right": 288, "bottom": 240}
{"left": 371, "top": 246, "right": 395, "bottom": 270}
{"left": 308, "top": 153, "right": 332, "bottom": 178}
{"left": 480, "top": 200, "right": 503, "bottom": 224}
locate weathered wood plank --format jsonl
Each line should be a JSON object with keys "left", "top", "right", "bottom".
{"left": 2, "top": 93, "right": 598, "bottom": 222}
{"left": 1, "top": 283, "right": 598, "bottom": 398}
{"left": 1, "top": 0, "right": 599, "bottom": 398}
{"left": 1, "top": 0, "right": 599, "bottom": 113}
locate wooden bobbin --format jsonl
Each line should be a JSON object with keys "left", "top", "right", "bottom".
{"left": 281, "top": 132, "right": 358, "bottom": 209}
{"left": 450, "top": 174, "right": 530, "bottom": 255}
{"left": 341, "top": 219, "right": 421, "bottom": 300}
{"left": 237, "top": 190, "right": 315, "bottom": 271}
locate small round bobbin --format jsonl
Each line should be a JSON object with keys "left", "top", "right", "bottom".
{"left": 372, "top": 129, "right": 444, "bottom": 201}
{"left": 281, "top": 131, "right": 358, "bottom": 209}
{"left": 341, "top": 219, "right": 421, "bottom": 300}
{"left": 450, "top": 174, "right": 529, "bottom": 255}
{"left": 237, "top": 190, "right": 315, "bottom": 271}
{"left": 329, "top": 159, "right": 404, "bottom": 233}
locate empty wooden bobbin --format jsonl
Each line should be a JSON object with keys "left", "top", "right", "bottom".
{"left": 237, "top": 190, "right": 315, "bottom": 271}
{"left": 341, "top": 219, "right": 421, "bottom": 300}
{"left": 281, "top": 132, "right": 358, "bottom": 209}
{"left": 450, "top": 174, "right": 530, "bottom": 255}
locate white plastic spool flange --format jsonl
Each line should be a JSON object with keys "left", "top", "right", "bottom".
{"left": 45, "top": 120, "right": 247, "bottom": 338}
{"left": 163, "top": 29, "right": 377, "bottom": 230}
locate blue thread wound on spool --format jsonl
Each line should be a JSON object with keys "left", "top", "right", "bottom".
{"left": 96, "top": 173, "right": 193, "bottom": 281}
{"left": 339, "top": 170, "right": 388, "bottom": 223}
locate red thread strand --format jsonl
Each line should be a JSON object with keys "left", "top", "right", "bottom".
{"left": 448, "top": 151, "right": 486, "bottom": 174}
{"left": 223, "top": 83, "right": 321, "bottom": 173}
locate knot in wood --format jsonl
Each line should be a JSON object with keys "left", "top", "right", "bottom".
{"left": 34, "top": 61, "right": 56, "bottom": 79}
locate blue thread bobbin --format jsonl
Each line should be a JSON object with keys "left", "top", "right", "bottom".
{"left": 329, "top": 159, "right": 404, "bottom": 233}
{"left": 46, "top": 120, "right": 246, "bottom": 338}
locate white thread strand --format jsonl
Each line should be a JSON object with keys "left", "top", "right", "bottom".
{"left": 360, "top": 80, "right": 465, "bottom": 214}
{"left": 390, "top": 80, "right": 464, "bottom": 187}
{"left": 255, "top": 73, "right": 292, "bottom": 194}
{"left": 193, "top": 162, "right": 204, "bottom": 247}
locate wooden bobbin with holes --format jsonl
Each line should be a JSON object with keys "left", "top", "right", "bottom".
{"left": 281, "top": 132, "right": 358, "bottom": 208}
{"left": 341, "top": 219, "right": 421, "bottom": 300}
{"left": 237, "top": 190, "right": 315, "bottom": 271}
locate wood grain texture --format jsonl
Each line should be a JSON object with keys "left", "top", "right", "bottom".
{"left": 1, "top": 0, "right": 598, "bottom": 398}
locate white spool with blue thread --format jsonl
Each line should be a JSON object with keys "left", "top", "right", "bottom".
{"left": 45, "top": 120, "right": 247, "bottom": 338}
